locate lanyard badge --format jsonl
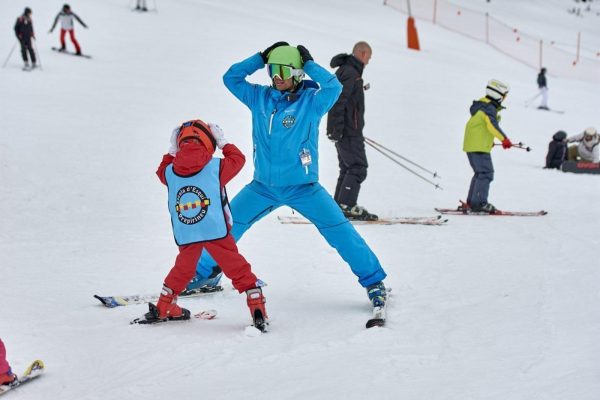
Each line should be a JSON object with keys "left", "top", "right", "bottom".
{"left": 299, "top": 148, "right": 312, "bottom": 173}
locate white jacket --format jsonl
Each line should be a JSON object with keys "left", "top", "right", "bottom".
{"left": 568, "top": 132, "right": 600, "bottom": 163}
{"left": 50, "top": 11, "right": 87, "bottom": 31}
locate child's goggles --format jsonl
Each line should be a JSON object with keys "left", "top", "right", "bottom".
{"left": 268, "top": 64, "right": 303, "bottom": 80}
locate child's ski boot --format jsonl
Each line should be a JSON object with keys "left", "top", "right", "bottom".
{"left": 134, "top": 285, "right": 190, "bottom": 324}
{"left": 246, "top": 287, "right": 268, "bottom": 332}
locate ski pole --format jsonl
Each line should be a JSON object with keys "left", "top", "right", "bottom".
{"left": 32, "top": 38, "right": 42, "bottom": 70}
{"left": 365, "top": 140, "right": 443, "bottom": 190}
{"left": 494, "top": 141, "right": 532, "bottom": 152}
{"left": 524, "top": 92, "right": 541, "bottom": 106}
{"left": 2, "top": 41, "right": 18, "bottom": 69}
{"left": 364, "top": 136, "right": 441, "bottom": 178}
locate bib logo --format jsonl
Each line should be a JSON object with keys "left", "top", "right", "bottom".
{"left": 175, "top": 186, "right": 211, "bottom": 225}
{"left": 282, "top": 114, "right": 296, "bottom": 129}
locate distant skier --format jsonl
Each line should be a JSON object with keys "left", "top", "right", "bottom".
{"left": 327, "top": 41, "right": 378, "bottom": 221}
{"left": 190, "top": 42, "right": 388, "bottom": 314}
{"left": 537, "top": 67, "right": 549, "bottom": 110}
{"left": 140, "top": 120, "right": 268, "bottom": 328}
{"left": 566, "top": 127, "right": 600, "bottom": 163}
{"left": 544, "top": 130, "right": 567, "bottom": 169}
{"left": 0, "top": 339, "right": 16, "bottom": 387}
{"left": 459, "top": 79, "right": 513, "bottom": 214}
{"left": 49, "top": 4, "right": 88, "bottom": 56}
{"left": 14, "top": 7, "right": 36, "bottom": 70}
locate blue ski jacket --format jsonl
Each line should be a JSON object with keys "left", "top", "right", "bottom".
{"left": 223, "top": 53, "right": 342, "bottom": 187}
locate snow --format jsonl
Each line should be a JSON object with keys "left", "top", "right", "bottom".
{"left": 1, "top": 0, "right": 599, "bottom": 399}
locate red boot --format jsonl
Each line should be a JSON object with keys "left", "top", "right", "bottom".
{"left": 153, "top": 285, "right": 189, "bottom": 321}
{"left": 246, "top": 287, "right": 268, "bottom": 331}
{"left": 0, "top": 369, "right": 16, "bottom": 386}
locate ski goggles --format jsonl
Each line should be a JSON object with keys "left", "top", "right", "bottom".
{"left": 267, "top": 64, "right": 303, "bottom": 80}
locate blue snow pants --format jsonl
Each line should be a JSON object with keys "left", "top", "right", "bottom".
{"left": 196, "top": 180, "right": 386, "bottom": 287}
{"left": 466, "top": 152, "right": 494, "bottom": 208}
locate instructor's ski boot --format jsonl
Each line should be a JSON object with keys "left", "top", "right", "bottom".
{"left": 142, "top": 285, "right": 190, "bottom": 324}
{"left": 366, "top": 282, "right": 387, "bottom": 308}
{"left": 340, "top": 204, "right": 378, "bottom": 221}
{"left": 0, "top": 369, "right": 16, "bottom": 386}
{"left": 246, "top": 287, "right": 268, "bottom": 332}
{"left": 181, "top": 266, "right": 223, "bottom": 296}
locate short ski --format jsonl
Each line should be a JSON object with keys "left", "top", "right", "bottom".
{"left": 0, "top": 360, "right": 44, "bottom": 396}
{"left": 366, "top": 304, "right": 386, "bottom": 328}
{"left": 51, "top": 47, "right": 92, "bottom": 59}
{"left": 94, "top": 286, "right": 223, "bottom": 308}
{"left": 435, "top": 208, "right": 547, "bottom": 216}
{"left": 278, "top": 215, "right": 447, "bottom": 226}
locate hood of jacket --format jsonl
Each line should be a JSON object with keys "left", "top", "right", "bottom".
{"left": 469, "top": 97, "right": 501, "bottom": 117}
{"left": 553, "top": 130, "right": 567, "bottom": 141}
{"left": 329, "top": 53, "right": 364, "bottom": 75}
{"left": 172, "top": 142, "right": 213, "bottom": 176}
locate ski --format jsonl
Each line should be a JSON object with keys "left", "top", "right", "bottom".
{"left": 435, "top": 208, "right": 547, "bottom": 216}
{"left": 0, "top": 360, "right": 44, "bottom": 396}
{"left": 278, "top": 215, "right": 447, "bottom": 226}
{"left": 51, "top": 47, "right": 92, "bottom": 59}
{"left": 366, "top": 303, "right": 386, "bottom": 328}
{"left": 94, "top": 286, "right": 223, "bottom": 308}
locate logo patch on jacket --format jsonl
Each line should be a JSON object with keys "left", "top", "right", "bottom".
{"left": 175, "top": 186, "right": 211, "bottom": 225}
{"left": 282, "top": 115, "right": 296, "bottom": 129}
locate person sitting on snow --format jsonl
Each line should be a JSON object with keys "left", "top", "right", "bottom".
{"left": 566, "top": 127, "right": 600, "bottom": 163}
{"left": 544, "top": 130, "right": 567, "bottom": 169}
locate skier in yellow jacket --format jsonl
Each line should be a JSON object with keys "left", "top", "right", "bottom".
{"left": 460, "top": 79, "right": 513, "bottom": 214}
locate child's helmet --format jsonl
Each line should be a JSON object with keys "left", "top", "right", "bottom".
{"left": 584, "top": 127, "right": 597, "bottom": 137}
{"left": 177, "top": 119, "right": 216, "bottom": 154}
{"left": 486, "top": 79, "right": 510, "bottom": 102}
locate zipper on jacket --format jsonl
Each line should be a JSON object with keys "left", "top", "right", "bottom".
{"left": 269, "top": 109, "right": 277, "bottom": 135}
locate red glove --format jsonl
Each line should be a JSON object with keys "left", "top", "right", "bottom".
{"left": 502, "top": 138, "right": 513, "bottom": 149}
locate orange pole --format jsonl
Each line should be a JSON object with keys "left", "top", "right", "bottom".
{"left": 407, "top": 16, "right": 421, "bottom": 50}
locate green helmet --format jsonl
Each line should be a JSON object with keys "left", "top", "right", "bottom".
{"left": 267, "top": 46, "right": 303, "bottom": 69}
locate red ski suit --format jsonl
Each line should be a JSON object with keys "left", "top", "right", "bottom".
{"left": 156, "top": 142, "right": 257, "bottom": 294}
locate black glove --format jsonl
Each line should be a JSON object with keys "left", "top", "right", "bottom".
{"left": 260, "top": 41, "right": 289, "bottom": 64}
{"left": 297, "top": 45, "right": 314, "bottom": 63}
{"left": 327, "top": 129, "right": 343, "bottom": 142}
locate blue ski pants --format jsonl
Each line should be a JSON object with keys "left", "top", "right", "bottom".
{"left": 196, "top": 180, "right": 386, "bottom": 287}
{"left": 466, "top": 152, "right": 494, "bottom": 208}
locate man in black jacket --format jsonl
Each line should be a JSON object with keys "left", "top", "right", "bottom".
{"left": 14, "top": 7, "right": 36, "bottom": 69}
{"left": 326, "top": 42, "right": 377, "bottom": 221}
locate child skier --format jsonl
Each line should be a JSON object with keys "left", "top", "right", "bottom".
{"left": 49, "top": 4, "right": 88, "bottom": 56}
{"left": 139, "top": 120, "right": 268, "bottom": 330}
{"left": 460, "top": 79, "right": 513, "bottom": 214}
{"left": 0, "top": 339, "right": 16, "bottom": 387}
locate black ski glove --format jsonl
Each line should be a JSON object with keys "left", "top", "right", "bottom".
{"left": 297, "top": 45, "right": 314, "bottom": 63}
{"left": 260, "top": 41, "right": 289, "bottom": 64}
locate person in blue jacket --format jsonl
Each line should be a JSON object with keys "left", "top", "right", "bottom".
{"left": 188, "top": 42, "right": 388, "bottom": 309}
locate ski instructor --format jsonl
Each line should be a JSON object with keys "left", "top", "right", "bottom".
{"left": 192, "top": 42, "right": 388, "bottom": 310}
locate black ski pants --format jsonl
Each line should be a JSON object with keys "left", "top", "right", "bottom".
{"left": 19, "top": 38, "right": 36, "bottom": 64}
{"left": 334, "top": 136, "right": 368, "bottom": 207}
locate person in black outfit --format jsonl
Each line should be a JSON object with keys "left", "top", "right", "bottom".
{"left": 14, "top": 7, "right": 36, "bottom": 69}
{"left": 326, "top": 42, "right": 376, "bottom": 221}
{"left": 545, "top": 130, "right": 567, "bottom": 169}
{"left": 537, "top": 67, "right": 549, "bottom": 110}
